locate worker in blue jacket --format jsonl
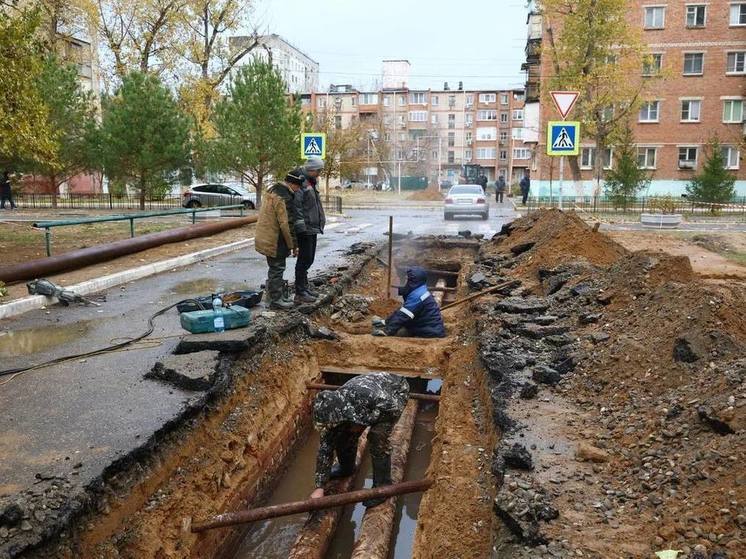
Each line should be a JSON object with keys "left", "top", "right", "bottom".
{"left": 372, "top": 266, "right": 446, "bottom": 338}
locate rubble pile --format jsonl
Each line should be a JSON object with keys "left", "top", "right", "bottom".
{"left": 329, "top": 294, "right": 374, "bottom": 323}
{"left": 477, "top": 210, "right": 746, "bottom": 558}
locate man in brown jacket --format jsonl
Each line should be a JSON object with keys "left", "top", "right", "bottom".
{"left": 255, "top": 171, "right": 303, "bottom": 310}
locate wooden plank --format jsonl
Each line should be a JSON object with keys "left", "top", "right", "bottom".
{"left": 351, "top": 401, "right": 419, "bottom": 559}
{"left": 320, "top": 365, "right": 439, "bottom": 381}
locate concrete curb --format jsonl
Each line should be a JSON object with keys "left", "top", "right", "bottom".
{"left": 0, "top": 237, "right": 255, "bottom": 321}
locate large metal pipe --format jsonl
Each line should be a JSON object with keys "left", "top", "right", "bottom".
{"left": 0, "top": 216, "right": 257, "bottom": 284}
{"left": 306, "top": 382, "right": 440, "bottom": 402}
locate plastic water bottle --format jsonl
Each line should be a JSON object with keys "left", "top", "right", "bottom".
{"left": 212, "top": 296, "right": 225, "bottom": 333}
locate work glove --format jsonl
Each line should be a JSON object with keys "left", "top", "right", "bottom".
{"left": 371, "top": 316, "right": 386, "bottom": 328}
{"left": 372, "top": 329, "right": 387, "bottom": 337}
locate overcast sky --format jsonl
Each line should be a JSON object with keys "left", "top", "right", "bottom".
{"left": 254, "top": 0, "right": 529, "bottom": 92}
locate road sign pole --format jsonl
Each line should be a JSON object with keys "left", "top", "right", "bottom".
{"left": 559, "top": 156, "right": 564, "bottom": 210}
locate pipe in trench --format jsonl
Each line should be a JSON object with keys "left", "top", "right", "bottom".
{"left": 306, "top": 382, "right": 440, "bottom": 402}
{"left": 350, "top": 400, "right": 419, "bottom": 559}
{"left": 0, "top": 215, "right": 258, "bottom": 284}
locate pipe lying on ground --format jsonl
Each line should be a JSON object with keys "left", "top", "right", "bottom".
{"left": 287, "top": 432, "right": 369, "bottom": 559}
{"left": 188, "top": 478, "right": 433, "bottom": 533}
{"left": 351, "top": 400, "right": 419, "bottom": 559}
{"left": 306, "top": 382, "right": 440, "bottom": 402}
{"left": 440, "top": 279, "right": 520, "bottom": 311}
{"left": 0, "top": 215, "right": 258, "bottom": 284}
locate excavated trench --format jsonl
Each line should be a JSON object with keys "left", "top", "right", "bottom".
{"left": 45, "top": 238, "right": 502, "bottom": 559}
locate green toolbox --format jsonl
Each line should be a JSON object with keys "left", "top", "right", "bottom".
{"left": 179, "top": 305, "right": 251, "bottom": 334}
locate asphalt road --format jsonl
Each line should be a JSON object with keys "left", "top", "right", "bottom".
{"left": 0, "top": 203, "right": 518, "bottom": 501}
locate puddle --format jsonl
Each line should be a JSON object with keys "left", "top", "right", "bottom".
{"left": 0, "top": 321, "right": 92, "bottom": 358}
{"left": 170, "top": 278, "right": 249, "bottom": 296}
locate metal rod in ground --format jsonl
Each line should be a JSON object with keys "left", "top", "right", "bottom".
{"left": 386, "top": 215, "right": 393, "bottom": 299}
{"left": 351, "top": 400, "right": 419, "bottom": 559}
{"left": 306, "top": 382, "right": 440, "bottom": 402}
{"left": 440, "top": 279, "right": 520, "bottom": 311}
{"left": 287, "top": 433, "right": 370, "bottom": 559}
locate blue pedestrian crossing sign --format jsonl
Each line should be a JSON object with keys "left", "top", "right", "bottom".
{"left": 547, "top": 121, "right": 580, "bottom": 156}
{"left": 301, "top": 133, "right": 326, "bottom": 159}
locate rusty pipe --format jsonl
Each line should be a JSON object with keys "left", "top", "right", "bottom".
{"left": 306, "top": 382, "right": 440, "bottom": 402}
{"left": 0, "top": 216, "right": 257, "bottom": 284}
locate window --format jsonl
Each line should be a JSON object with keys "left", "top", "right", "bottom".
{"left": 639, "top": 101, "right": 660, "bottom": 122}
{"left": 722, "top": 146, "right": 740, "bottom": 169}
{"left": 399, "top": 132, "right": 406, "bottom": 141}
{"left": 359, "top": 93, "right": 378, "bottom": 105}
{"left": 409, "top": 111, "right": 427, "bottom": 122}
{"left": 465, "top": 148, "right": 472, "bottom": 161}
{"left": 477, "top": 127, "right": 497, "bottom": 140}
{"left": 432, "top": 95, "right": 439, "bottom": 106}
{"left": 513, "top": 148, "right": 531, "bottom": 160}
{"left": 726, "top": 52, "right": 746, "bottom": 74}
{"left": 398, "top": 95, "right": 405, "bottom": 106}
{"left": 384, "top": 132, "right": 391, "bottom": 142}
{"left": 477, "top": 110, "right": 497, "bottom": 121}
{"left": 514, "top": 91, "right": 525, "bottom": 102}
{"left": 448, "top": 95, "right": 456, "bottom": 107}
{"left": 334, "top": 115, "right": 342, "bottom": 129}
{"left": 351, "top": 96, "right": 357, "bottom": 106}
{"left": 686, "top": 5, "right": 706, "bottom": 27}
{"left": 466, "top": 131, "right": 473, "bottom": 143}
{"left": 448, "top": 132, "right": 455, "bottom": 147}
{"left": 479, "top": 93, "right": 496, "bottom": 103}
{"left": 683, "top": 52, "right": 704, "bottom": 75}
{"left": 465, "top": 114, "right": 473, "bottom": 127}
{"left": 678, "top": 147, "right": 698, "bottom": 169}
{"left": 317, "top": 96, "right": 326, "bottom": 108}
{"left": 500, "top": 93, "right": 509, "bottom": 105}
{"left": 397, "top": 115, "right": 405, "bottom": 127}
{"left": 681, "top": 99, "right": 701, "bottom": 121}
{"left": 410, "top": 92, "right": 427, "bottom": 104}
{"left": 644, "top": 6, "right": 665, "bottom": 28}
{"left": 643, "top": 53, "right": 663, "bottom": 76}
{"left": 500, "top": 112, "right": 508, "bottom": 123}
{"left": 476, "top": 147, "right": 497, "bottom": 159}
{"left": 730, "top": 3, "right": 746, "bottom": 25}
{"left": 431, "top": 114, "right": 438, "bottom": 125}
{"left": 637, "top": 147, "right": 657, "bottom": 168}
{"left": 580, "top": 147, "right": 613, "bottom": 169}
{"left": 512, "top": 128, "right": 523, "bottom": 140}
{"left": 499, "top": 150, "right": 508, "bottom": 161}
{"left": 512, "top": 109, "right": 524, "bottom": 121}
{"left": 431, "top": 149, "right": 438, "bottom": 160}
{"left": 383, "top": 96, "right": 390, "bottom": 107}
{"left": 447, "top": 151, "right": 455, "bottom": 164}
{"left": 723, "top": 99, "right": 744, "bottom": 122}
{"left": 500, "top": 131, "right": 508, "bottom": 141}
{"left": 465, "top": 94, "right": 474, "bottom": 107}
{"left": 450, "top": 114, "right": 458, "bottom": 129}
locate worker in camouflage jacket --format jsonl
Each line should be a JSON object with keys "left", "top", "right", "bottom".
{"left": 309, "top": 372, "right": 409, "bottom": 507}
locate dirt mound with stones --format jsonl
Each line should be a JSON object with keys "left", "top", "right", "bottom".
{"left": 408, "top": 189, "right": 443, "bottom": 201}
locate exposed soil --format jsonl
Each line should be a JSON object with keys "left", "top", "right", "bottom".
{"left": 407, "top": 190, "right": 444, "bottom": 202}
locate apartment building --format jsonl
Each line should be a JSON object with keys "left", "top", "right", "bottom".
{"left": 522, "top": 0, "right": 746, "bottom": 197}
{"left": 302, "top": 82, "right": 529, "bottom": 187}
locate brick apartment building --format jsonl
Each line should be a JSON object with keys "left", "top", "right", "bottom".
{"left": 522, "top": 0, "right": 746, "bottom": 197}
{"left": 301, "top": 61, "right": 530, "bottom": 188}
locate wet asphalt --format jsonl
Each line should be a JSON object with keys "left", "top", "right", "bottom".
{"left": 0, "top": 204, "right": 517, "bottom": 499}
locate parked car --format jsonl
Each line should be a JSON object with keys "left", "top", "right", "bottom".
{"left": 440, "top": 180, "right": 453, "bottom": 189}
{"left": 443, "top": 184, "right": 489, "bottom": 220}
{"left": 182, "top": 183, "right": 256, "bottom": 209}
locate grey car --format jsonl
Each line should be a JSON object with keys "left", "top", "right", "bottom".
{"left": 182, "top": 183, "right": 257, "bottom": 209}
{"left": 444, "top": 184, "right": 489, "bottom": 220}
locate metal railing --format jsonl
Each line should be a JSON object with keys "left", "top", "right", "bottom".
{"left": 34, "top": 205, "right": 246, "bottom": 256}
{"left": 322, "top": 196, "right": 343, "bottom": 214}
{"left": 524, "top": 196, "right": 746, "bottom": 220}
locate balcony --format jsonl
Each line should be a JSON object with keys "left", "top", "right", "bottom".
{"left": 525, "top": 39, "right": 541, "bottom": 63}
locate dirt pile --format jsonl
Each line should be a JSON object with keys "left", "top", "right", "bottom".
{"left": 408, "top": 189, "right": 443, "bottom": 201}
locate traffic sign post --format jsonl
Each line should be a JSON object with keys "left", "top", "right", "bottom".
{"left": 301, "top": 133, "right": 326, "bottom": 159}
{"left": 547, "top": 91, "right": 579, "bottom": 210}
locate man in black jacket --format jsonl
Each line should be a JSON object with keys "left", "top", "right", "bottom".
{"left": 0, "top": 171, "right": 15, "bottom": 210}
{"left": 293, "top": 157, "right": 326, "bottom": 304}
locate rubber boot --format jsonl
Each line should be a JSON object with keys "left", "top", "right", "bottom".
{"left": 363, "top": 453, "right": 392, "bottom": 507}
{"left": 329, "top": 464, "right": 354, "bottom": 479}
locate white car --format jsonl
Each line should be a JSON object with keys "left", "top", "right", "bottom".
{"left": 444, "top": 184, "right": 489, "bottom": 220}
{"left": 182, "top": 183, "right": 257, "bottom": 209}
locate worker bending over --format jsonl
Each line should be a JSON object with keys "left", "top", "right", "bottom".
{"left": 372, "top": 266, "right": 446, "bottom": 338}
{"left": 310, "top": 372, "right": 409, "bottom": 507}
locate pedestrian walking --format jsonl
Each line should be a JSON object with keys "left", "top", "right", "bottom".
{"left": 310, "top": 372, "right": 409, "bottom": 507}
{"left": 519, "top": 171, "right": 531, "bottom": 206}
{"left": 477, "top": 174, "right": 488, "bottom": 189}
{"left": 293, "top": 157, "right": 326, "bottom": 304}
{"left": 254, "top": 171, "right": 303, "bottom": 310}
{"left": 495, "top": 175, "right": 507, "bottom": 204}
{"left": 0, "top": 171, "right": 15, "bottom": 210}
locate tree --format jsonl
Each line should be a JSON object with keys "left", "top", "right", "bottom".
{"left": 603, "top": 122, "right": 650, "bottom": 208}
{"left": 208, "top": 60, "right": 301, "bottom": 207}
{"left": 95, "top": 71, "right": 191, "bottom": 209}
{"left": 25, "top": 55, "right": 97, "bottom": 206}
{"left": 308, "top": 110, "right": 367, "bottom": 194}
{"left": 0, "top": 9, "right": 56, "bottom": 169}
{"left": 686, "top": 138, "right": 736, "bottom": 205}
{"left": 542, "top": 0, "right": 653, "bottom": 194}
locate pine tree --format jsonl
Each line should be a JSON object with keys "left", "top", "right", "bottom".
{"left": 209, "top": 60, "right": 301, "bottom": 207}
{"left": 95, "top": 72, "right": 191, "bottom": 209}
{"left": 685, "top": 138, "right": 736, "bottom": 205}
{"left": 603, "top": 123, "right": 651, "bottom": 209}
